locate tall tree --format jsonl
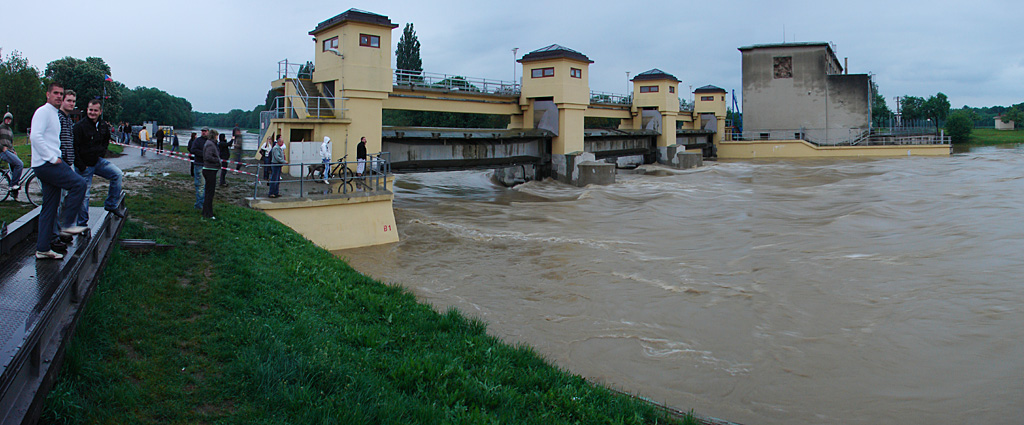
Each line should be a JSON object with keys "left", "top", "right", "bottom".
{"left": 922, "top": 92, "right": 950, "bottom": 132}
{"left": 395, "top": 23, "right": 422, "bottom": 82}
{"left": 870, "top": 80, "right": 892, "bottom": 127}
{"left": 900, "top": 96, "right": 926, "bottom": 124}
{"left": 945, "top": 110, "right": 977, "bottom": 143}
{"left": 44, "top": 56, "right": 123, "bottom": 121}
{"left": 120, "top": 86, "right": 193, "bottom": 128}
{"left": 0, "top": 50, "right": 44, "bottom": 132}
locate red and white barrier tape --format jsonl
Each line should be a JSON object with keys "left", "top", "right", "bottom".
{"left": 110, "top": 141, "right": 259, "bottom": 176}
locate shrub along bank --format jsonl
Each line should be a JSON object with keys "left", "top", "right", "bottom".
{"left": 41, "top": 178, "right": 686, "bottom": 424}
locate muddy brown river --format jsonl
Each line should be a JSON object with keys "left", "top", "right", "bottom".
{"left": 338, "top": 145, "right": 1024, "bottom": 424}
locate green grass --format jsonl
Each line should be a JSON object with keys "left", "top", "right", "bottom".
{"left": 41, "top": 177, "right": 683, "bottom": 424}
{"left": 963, "top": 128, "right": 1024, "bottom": 145}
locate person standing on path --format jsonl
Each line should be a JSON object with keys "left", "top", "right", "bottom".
{"left": 268, "top": 134, "right": 285, "bottom": 198}
{"left": 155, "top": 128, "right": 165, "bottom": 153}
{"left": 319, "top": 136, "right": 331, "bottom": 184}
{"left": 72, "top": 99, "right": 124, "bottom": 225}
{"left": 259, "top": 135, "right": 274, "bottom": 180}
{"left": 189, "top": 128, "right": 208, "bottom": 209}
{"left": 0, "top": 112, "right": 23, "bottom": 192}
{"left": 201, "top": 129, "right": 221, "bottom": 219}
{"left": 30, "top": 83, "right": 88, "bottom": 260}
{"left": 356, "top": 136, "right": 367, "bottom": 176}
{"left": 138, "top": 125, "right": 149, "bottom": 156}
{"left": 232, "top": 125, "right": 244, "bottom": 170}
{"left": 218, "top": 133, "right": 230, "bottom": 186}
{"left": 171, "top": 132, "right": 180, "bottom": 153}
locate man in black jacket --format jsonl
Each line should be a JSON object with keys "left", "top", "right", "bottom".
{"left": 72, "top": 99, "right": 124, "bottom": 224}
{"left": 189, "top": 128, "right": 208, "bottom": 209}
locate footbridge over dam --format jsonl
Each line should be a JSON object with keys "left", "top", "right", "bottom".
{"left": 251, "top": 8, "right": 725, "bottom": 251}
{"left": 260, "top": 9, "right": 727, "bottom": 187}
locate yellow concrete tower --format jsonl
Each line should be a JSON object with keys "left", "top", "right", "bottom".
{"left": 309, "top": 9, "right": 399, "bottom": 158}
{"left": 630, "top": 69, "right": 681, "bottom": 149}
{"left": 517, "top": 45, "right": 592, "bottom": 156}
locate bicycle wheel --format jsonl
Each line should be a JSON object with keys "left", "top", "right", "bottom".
{"left": 25, "top": 175, "right": 44, "bottom": 206}
{"left": 0, "top": 170, "right": 10, "bottom": 202}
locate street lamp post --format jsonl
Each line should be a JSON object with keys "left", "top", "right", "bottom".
{"left": 512, "top": 48, "right": 519, "bottom": 85}
{"left": 626, "top": 71, "right": 630, "bottom": 95}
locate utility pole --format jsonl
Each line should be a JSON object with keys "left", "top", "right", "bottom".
{"left": 512, "top": 48, "right": 519, "bottom": 85}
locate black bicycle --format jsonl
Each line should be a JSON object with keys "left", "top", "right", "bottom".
{"left": 0, "top": 164, "right": 43, "bottom": 206}
{"left": 327, "top": 155, "right": 358, "bottom": 193}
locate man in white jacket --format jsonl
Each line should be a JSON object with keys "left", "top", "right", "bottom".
{"left": 319, "top": 136, "right": 331, "bottom": 184}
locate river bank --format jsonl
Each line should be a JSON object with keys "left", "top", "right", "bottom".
{"left": 32, "top": 158, "right": 691, "bottom": 423}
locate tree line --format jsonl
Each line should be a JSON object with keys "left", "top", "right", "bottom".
{"left": 0, "top": 49, "right": 195, "bottom": 131}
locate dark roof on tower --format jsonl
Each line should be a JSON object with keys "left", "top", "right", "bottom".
{"left": 631, "top": 69, "right": 679, "bottom": 82}
{"left": 518, "top": 44, "right": 593, "bottom": 64}
{"left": 694, "top": 85, "right": 726, "bottom": 93}
{"left": 310, "top": 9, "right": 398, "bottom": 36}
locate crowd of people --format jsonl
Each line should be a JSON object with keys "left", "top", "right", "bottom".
{"left": 1, "top": 91, "right": 380, "bottom": 259}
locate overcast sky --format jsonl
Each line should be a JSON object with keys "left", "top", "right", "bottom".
{"left": 3, "top": 0, "right": 1021, "bottom": 114}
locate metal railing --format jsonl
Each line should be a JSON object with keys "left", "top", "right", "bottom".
{"left": 731, "top": 127, "right": 950, "bottom": 146}
{"left": 590, "top": 90, "right": 631, "bottom": 105}
{"left": 393, "top": 69, "right": 520, "bottom": 95}
{"left": 252, "top": 152, "right": 391, "bottom": 199}
{"left": 264, "top": 95, "right": 346, "bottom": 120}
{"left": 278, "top": 59, "right": 312, "bottom": 80}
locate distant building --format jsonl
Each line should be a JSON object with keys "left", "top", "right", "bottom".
{"left": 995, "top": 116, "right": 1015, "bottom": 130}
{"left": 738, "top": 42, "right": 871, "bottom": 144}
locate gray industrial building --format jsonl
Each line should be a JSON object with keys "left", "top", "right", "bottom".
{"left": 739, "top": 42, "right": 871, "bottom": 145}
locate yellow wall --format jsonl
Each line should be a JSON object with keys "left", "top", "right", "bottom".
{"left": 251, "top": 193, "right": 399, "bottom": 251}
{"left": 312, "top": 21, "right": 394, "bottom": 94}
{"left": 519, "top": 58, "right": 591, "bottom": 105}
{"left": 633, "top": 80, "right": 680, "bottom": 112}
{"left": 718, "top": 139, "right": 952, "bottom": 159}
{"left": 694, "top": 91, "right": 727, "bottom": 116}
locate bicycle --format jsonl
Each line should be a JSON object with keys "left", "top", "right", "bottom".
{"left": 0, "top": 164, "right": 43, "bottom": 206}
{"left": 327, "top": 155, "right": 358, "bottom": 193}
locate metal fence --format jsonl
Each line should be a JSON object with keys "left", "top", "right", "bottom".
{"left": 252, "top": 152, "right": 391, "bottom": 199}
{"left": 278, "top": 59, "right": 311, "bottom": 80}
{"left": 393, "top": 69, "right": 520, "bottom": 95}
{"left": 589, "top": 90, "right": 631, "bottom": 106}
{"left": 732, "top": 127, "right": 950, "bottom": 146}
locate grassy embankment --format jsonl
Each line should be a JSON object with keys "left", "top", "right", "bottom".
{"left": 963, "top": 128, "right": 1024, "bottom": 145}
{"left": 38, "top": 174, "right": 693, "bottom": 424}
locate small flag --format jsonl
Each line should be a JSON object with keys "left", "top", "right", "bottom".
{"left": 104, "top": 74, "right": 113, "bottom": 82}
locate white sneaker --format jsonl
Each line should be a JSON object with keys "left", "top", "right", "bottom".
{"left": 10, "top": 185, "right": 19, "bottom": 190}
{"left": 60, "top": 226, "right": 89, "bottom": 236}
{"left": 324, "top": 180, "right": 329, "bottom": 184}
{"left": 36, "top": 250, "right": 64, "bottom": 260}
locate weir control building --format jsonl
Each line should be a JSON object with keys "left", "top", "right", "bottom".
{"left": 739, "top": 42, "right": 871, "bottom": 145}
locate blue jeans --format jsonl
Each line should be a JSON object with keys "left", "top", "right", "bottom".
{"left": 0, "top": 149, "right": 23, "bottom": 185}
{"left": 33, "top": 162, "right": 87, "bottom": 252}
{"left": 268, "top": 165, "right": 282, "bottom": 196}
{"left": 193, "top": 163, "right": 205, "bottom": 209}
{"left": 140, "top": 140, "right": 148, "bottom": 155}
{"left": 76, "top": 158, "right": 123, "bottom": 226}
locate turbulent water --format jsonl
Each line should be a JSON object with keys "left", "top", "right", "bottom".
{"left": 338, "top": 145, "right": 1024, "bottom": 424}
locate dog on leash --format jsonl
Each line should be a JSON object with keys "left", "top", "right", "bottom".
{"left": 306, "top": 164, "right": 326, "bottom": 181}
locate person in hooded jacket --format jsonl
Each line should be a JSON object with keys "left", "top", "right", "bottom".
{"left": 319, "top": 136, "right": 331, "bottom": 184}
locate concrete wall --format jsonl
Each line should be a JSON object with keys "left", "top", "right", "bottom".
{"left": 741, "top": 44, "right": 871, "bottom": 144}
{"left": 251, "top": 193, "right": 399, "bottom": 251}
{"left": 718, "top": 139, "right": 950, "bottom": 158}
